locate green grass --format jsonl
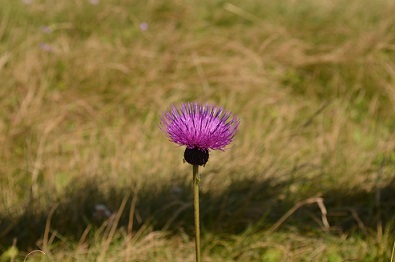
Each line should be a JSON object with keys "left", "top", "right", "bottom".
{"left": 1, "top": 0, "right": 395, "bottom": 261}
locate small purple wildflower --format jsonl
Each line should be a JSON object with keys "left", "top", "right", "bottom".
{"left": 160, "top": 102, "right": 239, "bottom": 166}
{"left": 139, "top": 22, "right": 149, "bottom": 31}
{"left": 40, "top": 26, "right": 52, "bottom": 34}
{"left": 39, "top": 43, "right": 53, "bottom": 52}
{"left": 89, "top": 0, "right": 99, "bottom": 5}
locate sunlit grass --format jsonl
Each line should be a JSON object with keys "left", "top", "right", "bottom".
{"left": 1, "top": 0, "right": 395, "bottom": 261}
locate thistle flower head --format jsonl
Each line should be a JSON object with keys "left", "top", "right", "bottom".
{"left": 160, "top": 102, "right": 239, "bottom": 166}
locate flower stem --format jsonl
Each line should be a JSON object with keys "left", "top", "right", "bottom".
{"left": 193, "top": 165, "right": 201, "bottom": 262}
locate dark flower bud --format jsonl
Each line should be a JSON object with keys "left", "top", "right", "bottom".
{"left": 184, "top": 147, "right": 209, "bottom": 166}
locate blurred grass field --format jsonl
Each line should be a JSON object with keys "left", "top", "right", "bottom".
{"left": 1, "top": 0, "right": 395, "bottom": 261}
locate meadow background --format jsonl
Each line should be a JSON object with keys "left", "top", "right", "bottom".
{"left": 1, "top": 0, "right": 395, "bottom": 261}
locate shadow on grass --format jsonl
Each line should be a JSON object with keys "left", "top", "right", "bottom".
{"left": 1, "top": 174, "right": 395, "bottom": 251}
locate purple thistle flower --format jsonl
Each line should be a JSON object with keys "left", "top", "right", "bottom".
{"left": 160, "top": 102, "right": 239, "bottom": 166}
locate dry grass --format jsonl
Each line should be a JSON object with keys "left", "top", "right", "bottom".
{"left": 1, "top": 0, "right": 395, "bottom": 261}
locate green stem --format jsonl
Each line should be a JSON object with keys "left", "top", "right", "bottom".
{"left": 193, "top": 165, "right": 201, "bottom": 262}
